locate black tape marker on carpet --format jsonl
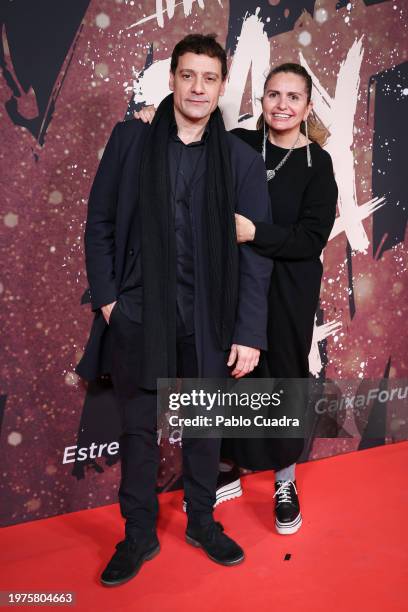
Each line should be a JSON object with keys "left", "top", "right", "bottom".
{"left": 284, "top": 554, "right": 291, "bottom": 561}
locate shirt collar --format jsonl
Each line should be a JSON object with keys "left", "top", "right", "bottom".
{"left": 170, "top": 120, "right": 210, "bottom": 145}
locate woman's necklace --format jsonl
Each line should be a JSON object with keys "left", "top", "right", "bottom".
{"left": 262, "top": 126, "right": 301, "bottom": 181}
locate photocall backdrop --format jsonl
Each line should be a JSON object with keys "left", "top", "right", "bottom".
{"left": 0, "top": 0, "right": 407, "bottom": 526}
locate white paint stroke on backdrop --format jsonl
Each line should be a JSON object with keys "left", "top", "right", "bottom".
{"left": 300, "top": 39, "right": 386, "bottom": 254}
{"left": 220, "top": 10, "right": 270, "bottom": 130}
{"left": 127, "top": 0, "right": 212, "bottom": 29}
{"left": 130, "top": 58, "right": 171, "bottom": 107}
{"left": 309, "top": 318, "right": 342, "bottom": 377}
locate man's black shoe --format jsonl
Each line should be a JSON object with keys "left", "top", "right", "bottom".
{"left": 185, "top": 521, "right": 244, "bottom": 566}
{"left": 274, "top": 480, "right": 302, "bottom": 535}
{"left": 100, "top": 534, "right": 160, "bottom": 587}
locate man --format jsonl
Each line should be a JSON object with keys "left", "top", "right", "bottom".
{"left": 76, "top": 34, "right": 272, "bottom": 586}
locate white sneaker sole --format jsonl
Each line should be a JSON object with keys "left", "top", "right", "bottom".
{"left": 275, "top": 513, "right": 302, "bottom": 535}
{"left": 183, "top": 478, "right": 243, "bottom": 512}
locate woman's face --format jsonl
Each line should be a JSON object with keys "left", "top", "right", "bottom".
{"left": 262, "top": 72, "right": 312, "bottom": 134}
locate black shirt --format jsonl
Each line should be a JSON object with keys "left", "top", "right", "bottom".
{"left": 168, "top": 122, "right": 208, "bottom": 336}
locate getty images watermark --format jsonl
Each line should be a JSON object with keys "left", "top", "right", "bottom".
{"left": 156, "top": 378, "right": 408, "bottom": 440}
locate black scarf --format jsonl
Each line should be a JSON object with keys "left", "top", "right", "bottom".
{"left": 138, "top": 93, "right": 238, "bottom": 388}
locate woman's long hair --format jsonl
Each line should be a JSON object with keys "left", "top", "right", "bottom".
{"left": 256, "top": 63, "right": 329, "bottom": 147}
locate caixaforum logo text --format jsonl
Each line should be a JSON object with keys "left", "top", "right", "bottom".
{"left": 315, "top": 384, "right": 408, "bottom": 415}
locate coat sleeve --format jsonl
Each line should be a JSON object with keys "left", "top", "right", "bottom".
{"left": 84, "top": 123, "right": 121, "bottom": 311}
{"left": 252, "top": 154, "right": 338, "bottom": 260}
{"left": 232, "top": 154, "right": 273, "bottom": 350}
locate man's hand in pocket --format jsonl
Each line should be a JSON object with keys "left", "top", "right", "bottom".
{"left": 101, "top": 301, "right": 117, "bottom": 324}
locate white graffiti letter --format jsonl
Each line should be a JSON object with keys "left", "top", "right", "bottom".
{"left": 220, "top": 10, "right": 270, "bottom": 130}
{"left": 300, "top": 38, "right": 384, "bottom": 253}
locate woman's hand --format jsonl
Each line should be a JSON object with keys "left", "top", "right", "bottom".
{"left": 235, "top": 213, "right": 256, "bottom": 243}
{"left": 134, "top": 105, "right": 156, "bottom": 124}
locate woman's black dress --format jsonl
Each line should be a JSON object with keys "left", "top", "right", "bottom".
{"left": 222, "top": 128, "right": 338, "bottom": 470}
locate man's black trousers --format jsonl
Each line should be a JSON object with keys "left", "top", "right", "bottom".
{"left": 108, "top": 303, "right": 220, "bottom": 540}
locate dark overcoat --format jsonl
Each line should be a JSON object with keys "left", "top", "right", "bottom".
{"left": 75, "top": 119, "right": 273, "bottom": 388}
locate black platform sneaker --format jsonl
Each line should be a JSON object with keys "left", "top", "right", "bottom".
{"left": 273, "top": 480, "right": 302, "bottom": 535}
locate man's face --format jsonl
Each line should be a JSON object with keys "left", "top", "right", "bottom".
{"left": 169, "top": 52, "right": 226, "bottom": 122}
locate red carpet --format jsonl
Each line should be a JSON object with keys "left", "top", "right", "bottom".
{"left": 2, "top": 443, "right": 408, "bottom": 611}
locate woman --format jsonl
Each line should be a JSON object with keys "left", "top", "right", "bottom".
{"left": 225, "top": 63, "right": 338, "bottom": 535}
{"left": 135, "top": 63, "right": 338, "bottom": 535}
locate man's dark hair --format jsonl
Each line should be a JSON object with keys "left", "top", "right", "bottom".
{"left": 171, "top": 34, "right": 228, "bottom": 80}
